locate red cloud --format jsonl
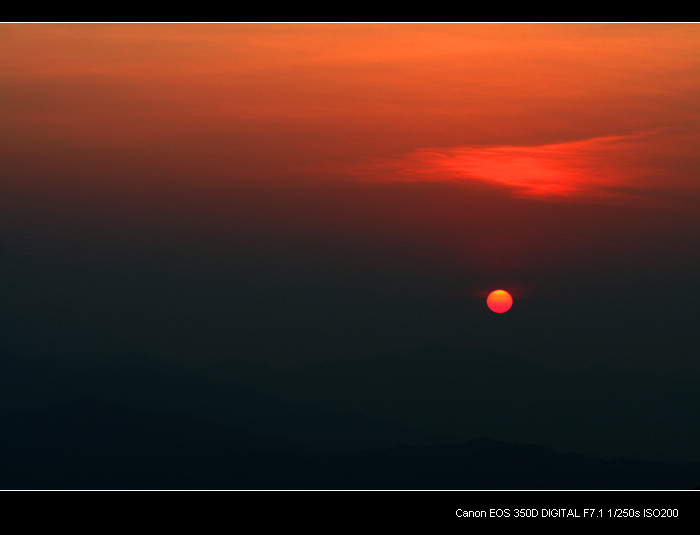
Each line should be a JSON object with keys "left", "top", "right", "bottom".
{"left": 365, "top": 129, "right": 696, "bottom": 203}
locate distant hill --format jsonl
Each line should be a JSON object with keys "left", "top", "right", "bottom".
{"left": 0, "top": 346, "right": 435, "bottom": 452}
{"left": 2, "top": 342, "right": 700, "bottom": 490}
{"left": 200, "top": 343, "right": 700, "bottom": 463}
{"left": 1, "top": 399, "right": 699, "bottom": 490}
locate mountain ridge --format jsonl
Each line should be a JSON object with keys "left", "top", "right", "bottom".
{"left": 2, "top": 398, "right": 699, "bottom": 490}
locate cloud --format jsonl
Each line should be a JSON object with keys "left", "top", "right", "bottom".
{"left": 362, "top": 129, "right": 698, "bottom": 204}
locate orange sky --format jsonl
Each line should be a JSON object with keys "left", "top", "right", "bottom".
{"left": 3, "top": 23, "right": 700, "bottom": 196}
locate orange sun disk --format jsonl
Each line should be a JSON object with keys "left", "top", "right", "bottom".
{"left": 486, "top": 289, "right": 513, "bottom": 313}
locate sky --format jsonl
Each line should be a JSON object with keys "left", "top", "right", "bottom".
{"left": 1, "top": 23, "right": 699, "bottom": 377}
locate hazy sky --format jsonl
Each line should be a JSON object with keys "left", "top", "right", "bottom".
{"left": 2, "top": 23, "right": 699, "bottom": 374}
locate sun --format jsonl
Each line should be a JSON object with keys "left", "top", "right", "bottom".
{"left": 486, "top": 289, "right": 513, "bottom": 313}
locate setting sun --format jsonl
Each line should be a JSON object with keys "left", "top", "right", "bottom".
{"left": 487, "top": 289, "right": 513, "bottom": 313}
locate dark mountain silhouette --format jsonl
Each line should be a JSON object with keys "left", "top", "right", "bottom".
{"left": 0, "top": 346, "right": 435, "bottom": 452}
{"left": 1, "top": 399, "right": 699, "bottom": 490}
{"left": 198, "top": 343, "right": 700, "bottom": 463}
{"left": 3, "top": 343, "right": 700, "bottom": 489}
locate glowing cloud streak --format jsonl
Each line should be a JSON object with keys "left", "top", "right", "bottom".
{"left": 371, "top": 130, "right": 694, "bottom": 202}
